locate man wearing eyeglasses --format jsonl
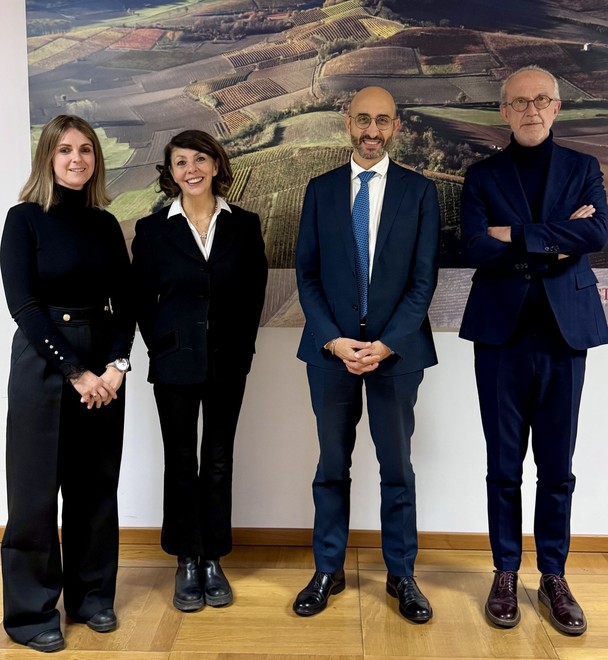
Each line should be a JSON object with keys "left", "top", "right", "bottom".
{"left": 294, "top": 86, "right": 440, "bottom": 621}
{"left": 460, "top": 65, "right": 608, "bottom": 635}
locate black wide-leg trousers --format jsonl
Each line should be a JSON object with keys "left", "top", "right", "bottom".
{"left": 1, "top": 322, "right": 124, "bottom": 645}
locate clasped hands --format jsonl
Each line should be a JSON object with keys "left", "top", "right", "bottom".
{"left": 70, "top": 368, "right": 124, "bottom": 410}
{"left": 332, "top": 338, "right": 392, "bottom": 375}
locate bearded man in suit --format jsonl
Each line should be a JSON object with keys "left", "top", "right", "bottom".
{"left": 293, "top": 86, "right": 440, "bottom": 622}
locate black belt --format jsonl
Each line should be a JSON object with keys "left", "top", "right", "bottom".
{"left": 46, "top": 304, "right": 111, "bottom": 323}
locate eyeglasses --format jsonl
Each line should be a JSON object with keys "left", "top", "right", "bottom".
{"left": 502, "top": 94, "right": 555, "bottom": 112}
{"left": 349, "top": 114, "right": 396, "bottom": 130}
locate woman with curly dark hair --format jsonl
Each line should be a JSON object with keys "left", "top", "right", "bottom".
{"left": 132, "top": 130, "right": 267, "bottom": 612}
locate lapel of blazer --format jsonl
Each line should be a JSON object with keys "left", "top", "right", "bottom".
{"left": 541, "top": 144, "right": 575, "bottom": 222}
{"left": 164, "top": 209, "right": 206, "bottom": 263}
{"left": 207, "top": 208, "right": 236, "bottom": 266}
{"left": 492, "top": 147, "right": 533, "bottom": 224}
{"left": 372, "top": 159, "right": 404, "bottom": 271}
{"left": 332, "top": 164, "right": 356, "bottom": 273}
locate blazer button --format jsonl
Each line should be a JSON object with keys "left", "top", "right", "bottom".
{"left": 525, "top": 274, "right": 531, "bottom": 280}
{"left": 352, "top": 305, "right": 359, "bottom": 311}
{"left": 63, "top": 313, "right": 71, "bottom": 321}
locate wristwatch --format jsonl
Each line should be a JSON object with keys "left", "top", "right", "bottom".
{"left": 106, "top": 358, "right": 131, "bottom": 373}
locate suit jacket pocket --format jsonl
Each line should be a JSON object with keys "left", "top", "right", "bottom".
{"left": 150, "top": 329, "right": 180, "bottom": 359}
{"left": 575, "top": 269, "right": 598, "bottom": 289}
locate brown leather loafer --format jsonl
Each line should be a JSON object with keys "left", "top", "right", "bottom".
{"left": 293, "top": 570, "right": 346, "bottom": 617}
{"left": 485, "top": 570, "right": 520, "bottom": 628}
{"left": 386, "top": 574, "right": 432, "bottom": 623}
{"left": 538, "top": 574, "right": 587, "bottom": 635}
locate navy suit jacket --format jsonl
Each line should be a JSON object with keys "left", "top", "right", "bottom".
{"left": 296, "top": 158, "right": 440, "bottom": 375}
{"left": 132, "top": 203, "right": 268, "bottom": 384}
{"left": 459, "top": 142, "right": 608, "bottom": 350}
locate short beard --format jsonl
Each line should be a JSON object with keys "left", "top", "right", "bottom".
{"left": 351, "top": 134, "right": 390, "bottom": 160}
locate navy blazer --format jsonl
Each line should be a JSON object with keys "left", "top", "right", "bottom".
{"left": 132, "top": 203, "right": 268, "bottom": 384}
{"left": 296, "top": 159, "right": 440, "bottom": 375}
{"left": 459, "top": 142, "right": 608, "bottom": 350}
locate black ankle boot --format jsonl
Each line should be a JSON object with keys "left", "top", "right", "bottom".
{"left": 174, "top": 556, "right": 204, "bottom": 611}
{"left": 201, "top": 559, "right": 233, "bottom": 607}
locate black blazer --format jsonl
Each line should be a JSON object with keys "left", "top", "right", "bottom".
{"left": 132, "top": 202, "right": 268, "bottom": 384}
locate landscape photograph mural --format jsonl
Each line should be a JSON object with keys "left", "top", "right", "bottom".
{"left": 25, "top": 0, "right": 608, "bottom": 328}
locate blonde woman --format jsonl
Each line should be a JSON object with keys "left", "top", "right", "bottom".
{"left": 0, "top": 115, "right": 134, "bottom": 652}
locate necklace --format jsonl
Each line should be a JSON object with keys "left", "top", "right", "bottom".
{"left": 186, "top": 198, "right": 217, "bottom": 240}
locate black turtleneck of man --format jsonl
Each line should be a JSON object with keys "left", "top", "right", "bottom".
{"left": 510, "top": 132, "right": 563, "bottom": 338}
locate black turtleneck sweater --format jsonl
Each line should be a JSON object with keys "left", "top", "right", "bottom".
{"left": 508, "top": 133, "right": 562, "bottom": 336}
{"left": 510, "top": 131, "right": 553, "bottom": 223}
{"left": 0, "top": 185, "right": 134, "bottom": 378}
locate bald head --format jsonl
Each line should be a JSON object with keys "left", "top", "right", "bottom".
{"left": 346, "top": 86, "right": 400, "bottom": 167}
{"left": 349, "top": 86, "right": 397, "bottom": 118}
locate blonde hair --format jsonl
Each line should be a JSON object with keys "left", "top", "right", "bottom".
{"left": 20, "top": 115, "right": 110, "bottom": 211}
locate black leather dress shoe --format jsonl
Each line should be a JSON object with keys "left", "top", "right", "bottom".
{"left": 538, "top": 574, "right": 587, "bottom": 635}
{"left": 86, "top": 608, "right": 117, "bottom": 632}
{"left": 174, "top": 555, "right": 205, "bottom": 612}
{"left": 485, "top": 570, "right": 520, "bottom": 628}
{"left": 26, "top": 629, "right": 65, "bottom": 653}
{"left": 293, "top": 570, "right": 346, "bottom": 617}
{"left": 386, "top": 574, "right": 433, "bottom": 623}
{"left": 201, "top": 559, "right": 233, "bottom": 607}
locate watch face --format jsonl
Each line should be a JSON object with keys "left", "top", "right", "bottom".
{"left": 115, "top": 358, "right": 129, "bottom": 371}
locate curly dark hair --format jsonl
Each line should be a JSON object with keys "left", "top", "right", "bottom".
{"left": 156, "top": 130, "right": 233, "bottom": 198}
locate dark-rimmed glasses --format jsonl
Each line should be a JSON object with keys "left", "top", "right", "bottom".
{"left": 502, "top": 94, "right": 555, "bottom": 112}
{"left": 349, "top": 114, "right": 397, "bottom": 130}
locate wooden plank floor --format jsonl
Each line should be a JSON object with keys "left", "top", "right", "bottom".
{"left": 1, "top": 545, "right": 607, "bottom": 659}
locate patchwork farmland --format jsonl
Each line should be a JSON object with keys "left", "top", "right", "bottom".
{"left": 25, "top": 0, "right": 608, "bottom": 327}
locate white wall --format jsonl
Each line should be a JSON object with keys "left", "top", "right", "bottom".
{"left": 2, "top": 0, "right": 607, "bottom": 537}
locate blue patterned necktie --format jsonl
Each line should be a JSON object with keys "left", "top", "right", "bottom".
{"left": 352, "top": 170, "right": 375, "bottom": 319}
